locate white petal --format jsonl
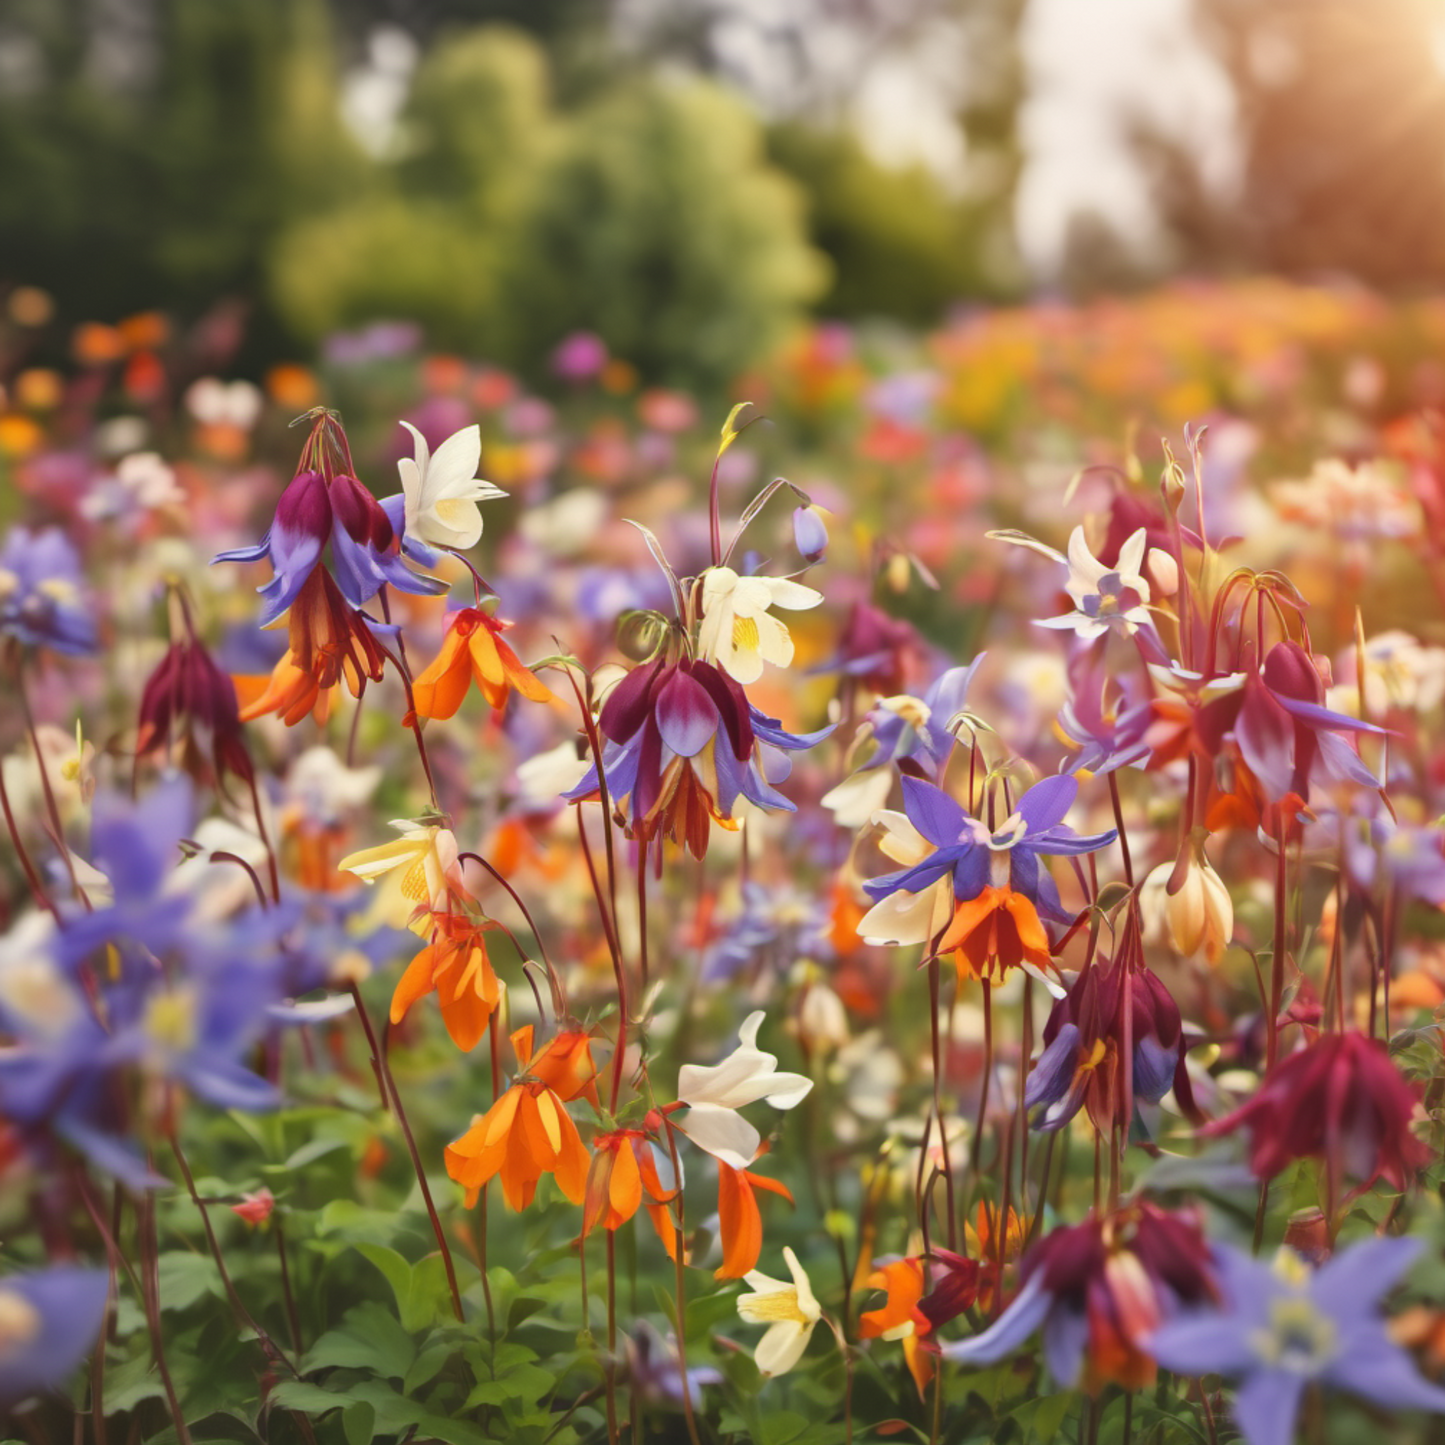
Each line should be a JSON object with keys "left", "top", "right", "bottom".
{"left": 1116, "top": 527, "right": 1149, "bottom": 584}
{"left": 754, "top": 613, "right": 795, "bottom": 668}
{"left": 871, "top": 809, "right": 931, "bottom": 867}
{"left": 425, "top": 425, "right": 482, "bottom": 497}
{"left": 783, "top": 1247, "right": 819, "bottom": 1319}
{"left": 755, "top": 1320, "right": 814, "bottom": 1376}
{"left": 400, "top": 420, "right": 430, "bottom": 473}
{"left": 762, "top": 579, "right": 823, "bottom": 612}
{"left": 398, "top": 456, "right": 424, "bottom": 535}
{"left": 677, "top": 1104, "right": 759, "bottom": 1170}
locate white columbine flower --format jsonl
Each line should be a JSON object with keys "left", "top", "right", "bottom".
{"left": 993, "top": 526, "right": 1157, "bottom": 641}
{"left": 737, "top": 1247, "right": 821, "bottom": 1376}
{"left": 676, "top": 1010, "right": 813, "bottom": 1169}
{"left": 398, "top": 422, "right": 506, "bottom": 553}
{"left": 696, "top": 567, "right": 823, "bottom": 684}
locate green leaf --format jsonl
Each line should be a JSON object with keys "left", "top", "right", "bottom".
{"left": 342, "top": 1400, "right": 376, "bottom": 1445}
{"left": 402, "top": 1340, "right": 454, "bottom": 1394}
{"left": 270, "top": 1380, "right": 346, "bottom": 1416}
{"left": 304, "top": 1302, "right": 416, "bottom": 1379}
{"left": 353, "top": 1243, "right": 452, "bottom": 1332}
{"left": 156, "top": 1250, "right": 223, "bottom": 1312}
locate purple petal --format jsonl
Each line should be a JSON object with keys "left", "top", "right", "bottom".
{"left": 901, "top": 776, "right": 968, "bottom": 847}
{"left": 1275, "top": 695, "right": 1388, "bottom": 735}
{"left": 1236, "top": 688, "right": 1297, "bottom": 799}
{"left": 953, "top": 844, "right": 989, "bottom": 901}
{"left": 937, "top": 1270, "right": 1053, "bottom": 1367}
{"left": 1017, "top": 774, "right": 1078, "bottom": 834}
{"left": 1327, "top": 1332, "right": 1445, "bottom": 1415}
{"left": 1042, "top": 1306, "right": 1089, "bottom": 1388}
{"left": 1231, "top": 1370, "right": 1304, "bottom": 1445}
{"left": 656, "top": 669, "right": 721, "bottom": 758}
{"left": 600, "top": 658, "right": 665, "bottom": 744}
{"left": 1313, "top": 1236, "right": 1420, "bottom": 1317}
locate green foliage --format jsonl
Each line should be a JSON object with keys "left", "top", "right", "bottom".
{"left": 271, "top": 27, "right": 827, "bottom": 388}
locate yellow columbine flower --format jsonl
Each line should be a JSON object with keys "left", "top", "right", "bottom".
{"left": 696, "top": 567, "right": 822, "bottom": 685}
{"left": 737, "top": 1247, "right": 822, "bottom": 1376}
{"left": 338, "top": 820, "right": 461, "bottom": 930}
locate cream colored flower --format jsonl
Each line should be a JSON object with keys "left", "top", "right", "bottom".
{"left": 398, "top": 421, "right": 506, "bottom": 552}
{"left": 737, "top": 1247, "right": 821, "bottom": 1376}
{"left": 338, "top": 819, "right": 462, "bottom": 929}
{"left": 1141, "top": 841, "right": 1233, "bottom": 963}
{"left": 696, "top": 567, "right": 822, "bottom": 684}
{"left": 676, "top": 1010, "right": 813, "bottom": 1169}
{"left": 855, "top": 809, "right": 954, "bottom": 947}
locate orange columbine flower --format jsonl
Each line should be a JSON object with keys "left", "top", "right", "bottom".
{"left": 969, "top": 1201, "right": 1028, "bottom": 1312}
{"left": 391, "top": 915, "right": 502, "bottom": 1052}
{"left": 582, "top": 1129, "right": 680, "bottom": 1252}
{"left": 714, "top": 1161, "right": 795, "bottom": 1280}
{"left": 409, "top": 607, "right": 553, "bottom": 720}
{"left": 236, "top": 650, "right": 340, "bottom": 727}
{"left": 859, "top": 1257, "right": 934, "bottom": 1397}
{"left": 936, "top": 885, "right": 1053, "bottom": 986}
{"left": 444, "top": 1026, "right": 598, "bottom": 1211}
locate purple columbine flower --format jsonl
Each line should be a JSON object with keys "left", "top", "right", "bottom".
{"left": 1058, "top": 650, "right": 1152, "bottom": 775}
{"left": 1148, "top": 1237, "right": 1445, "bottom": 1445}
{"left": 0, "top": 1266, "right": 109, "bottom": 1408}
{"left": 0, "top": 527, "right": 96, "bottom": 655}
{"left": 703, "top": 879, "right": 835, "bottom": 984}
{"left": 564, "top": 657, "right": 830, "bottom": 860}
{"left": 214, "top": 467, "right": 445, "bottom": 625}
{"left": 861, "top": 661, "right": 983, "bottom": 780}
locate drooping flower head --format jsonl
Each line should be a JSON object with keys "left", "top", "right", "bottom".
{"left": 407, "top": 605, "right": 553, "bottom": 722}
{"left": 941, "top": 1202, "right": 1218, "bottom": 1393}
{"left": 736, "top": 1247, "right": 822, "bottom": 1377}
{"left": 1202, "top": 1030, "right": 1430, "bottom": 1204}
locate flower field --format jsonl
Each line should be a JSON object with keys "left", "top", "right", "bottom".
{"left": 6, "top": 275, "right": 1445, "bottom": 1444}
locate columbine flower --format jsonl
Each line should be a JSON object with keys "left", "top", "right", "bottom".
{"left": 940, "top": 1202, "right": 1218, "bottom": 1393}
{"left": 675, "top": 1010, "right": 813, "bottom": 1169}
{"left": 1025, "top": 957, "right": 1199, "bottom": 1135}
{"left": 338, "top": 820, "right": 465, "bottom": 929}
{"left": 996, "top": 526, "right": 1156, "bottom": 642}
{"left": 0, "top": 1267, "right": 109, "bottom": 1408}
{"left": 737, "top": 1247, "right": 822, "bottom": 1377}
{"left": 582, "top": 1128, "right": 679, "bottom": 1250}
{"left": 1195, "top": 640, "right": 1384, "bottom": 806}
{"left": 859, "top": 1256, "right": 935, "bottom": 1396}
{"left": 389, "top": 914, "right": 502, "bottom": 1052}
{"left": 0, "top": 527, "right": 95, "bottom": 655}
{"left": 695, "top": 567, "right": 823, "bottom": 684}
{"left": 137, "top": 636, "right": 254, "bottom": 792}
{"left": 715, "top": 1157, "right": 795, "bottom": 1280}
{"left": 444, "top": 1025, "right": 597, "bottom": 1211}
{"left": 858, "top": 774, "right": 1114, "bottom": 992}
{"left": 407, "top": 606, "right": 553, "bottom": 720}
{"left": 392, "top": 421, "right": 506, "bottom": 555}
{"left": 1140, "top": 838, "right": 1233, "bottom": 962}
{"left": 566, "top": 657, "right": 829, "bottom": 859}
{"left": 1202, "top": 1030, "right": 1430, "bottom": 1201}
{"left": 1149, "top": 1239, "right": 1445, "bottom": 1445}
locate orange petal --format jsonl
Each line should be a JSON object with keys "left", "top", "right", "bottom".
{"left": 714, "top": 1165, "right": 762, "bottom": 1281}
{"left": 390, "top": 943, "right": 441, "bottom": 1025}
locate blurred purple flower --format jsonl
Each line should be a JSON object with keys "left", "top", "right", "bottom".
{"left": 1149, "top": 1238, "right": 1445, "bottom": 1445}
{"left": 0, "top": 527, "right": 96, "bottom": 655}
{"left": 551, "top": 331, "right": 609, "bottom": 381}
{"left": 0, "top": 1266, "right": 108, "bottom": 1408}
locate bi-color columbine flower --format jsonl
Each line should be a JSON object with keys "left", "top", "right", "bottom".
{"left": 0, "top": 527, "right": 95, "bottom": 656}
{"left": 858, "top": 774, "right": 1114, "bottom": 990}
{"left": 581, "top": 1128, "right": 679, "bottom": 1252}
{"left": 1202, "top": 1030, "right": 1430, "bottom": 1201}
{"left": 675, "top": 1010, "right": 813, "bottom": 1170}
{"left": 566, "top": 657, "right": 829, "bottom": 859}
{"left": 736, "top": 1247, "right": 822, "bottom": 1377}
{"left": 940, "top": 1202, "right": 1218, "bottom": 1392}
{"left": 995, "top": 526, "right": 1157, "bottom": 643}
{"left": 393, "top": 421, "right": 506, "bottom": 555}
{"left": 1148, "top": 1239, "right": 1445, "bottom": 1445}
{"left": 1025, "top": 957, "right": 1199, "bottom": 1135}
{"left": 859, "top": 1256, "right": 937, "bottom": 1396}
{"left": 136, "top": 635, "right": 254, "bottom": 792}
{"left": 695, "top": 567, "right": 823, "bottom": 685}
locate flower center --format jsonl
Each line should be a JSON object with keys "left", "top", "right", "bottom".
{"left": 1249, "top": 1296, "right": 1338, "bottom": 1374}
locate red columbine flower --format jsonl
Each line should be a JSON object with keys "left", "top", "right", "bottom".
{"left": 137, "top": 636, "right": 254, "bottom": 793}
{"left": 1203, "top": 1030, "right": 1430, "bottom": 1203}
{"left": 408, "top": 607, "right": 553, "bottom": 721}
{"left": 238, "top": 569, "right": 388, "bottom": 727}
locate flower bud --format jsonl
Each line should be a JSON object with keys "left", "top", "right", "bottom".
{"left": 1143, "top": 840, "right": 1232, "bottom": 963}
